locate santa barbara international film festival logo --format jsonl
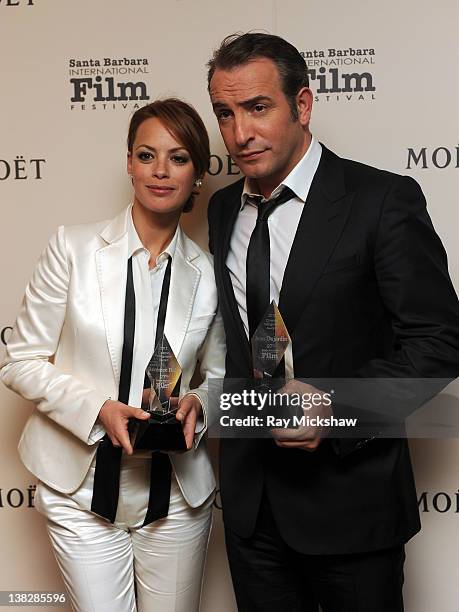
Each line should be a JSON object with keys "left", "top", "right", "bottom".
{"left": 68, "top": 56, "right": 151, "bottom": 111}
{"left": 301, "top": 46, "right": 376, "bottom": 103}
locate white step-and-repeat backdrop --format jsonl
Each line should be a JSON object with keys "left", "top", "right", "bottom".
{"left": 0, "top": 1, "right": 458, "bottom": 610}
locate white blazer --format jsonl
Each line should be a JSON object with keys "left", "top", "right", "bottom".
{"left": 0, "top": 205, "right": 225, "bottom": 508}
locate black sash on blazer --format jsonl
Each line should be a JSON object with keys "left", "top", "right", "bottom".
{"left": 91, "top": 256, "right": 172, "bottom": 526}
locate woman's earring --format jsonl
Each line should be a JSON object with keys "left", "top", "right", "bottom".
{"left": 194, "top": 178, "right": 202, "bottom": 188}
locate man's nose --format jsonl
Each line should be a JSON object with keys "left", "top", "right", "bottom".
{"left": 233, "top": 114, "right": 254, "bottom": 148}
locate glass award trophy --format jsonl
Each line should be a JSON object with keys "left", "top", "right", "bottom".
{"left": 251, "top": 301, "right": 291, "bottom": 388}
{"left": 250, "top": 301, "right": 303, "bottom": 426}
{"left": 130, "top": 335, "right": 187, "bottom": 451}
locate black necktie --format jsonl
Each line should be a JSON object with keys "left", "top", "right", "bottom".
{"left": 92, "top": 256, "right": 173, "bottom": 526}
{"left": 143, "top": 256, "right": 173, "bottom": 527}
{"left": 246, "top": 186, "right": 295, "bottom": 339}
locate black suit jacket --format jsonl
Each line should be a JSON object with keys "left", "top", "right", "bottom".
{"left": 207, "top": 145, "right": 459, "bottom": 554}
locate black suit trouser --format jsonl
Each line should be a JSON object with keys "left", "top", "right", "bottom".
{"left": 224, "top": 491, "right": 405, "bottom": 612}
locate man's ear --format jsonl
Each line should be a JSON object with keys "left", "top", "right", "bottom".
{"left": 296, "top": 87, "right": 313, "bottom": 128}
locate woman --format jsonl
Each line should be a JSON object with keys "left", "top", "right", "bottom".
{"left": 0, "top": 99, "right": 225, "bottom": 612}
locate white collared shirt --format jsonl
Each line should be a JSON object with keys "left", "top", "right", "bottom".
{"left": 88, "top": 206, "right": 179, "bottom": 442}
{"left": 226, "top": 137, "right": 322, "bottom": 337}
{"left": 127, "top": 206, "right": 179, "bottom": 406}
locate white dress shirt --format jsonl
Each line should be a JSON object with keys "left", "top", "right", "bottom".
{"left": 226, "top": 137, "right": 322, "bottom": 337}
{"left": 88, "top": 209, "right": 179, "bottom": 444}
{"left": 128, "top": 208, "right": 179, "bottom": 406}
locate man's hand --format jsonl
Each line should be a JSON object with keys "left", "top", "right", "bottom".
{"left": 98, "top": 399, "right": 150, "bottom": 455}
{"left": 176, "top": 394, "right": 202, "bottom": 450}
{"left": 271, "top": 380, "right": 332, "bottom": 452}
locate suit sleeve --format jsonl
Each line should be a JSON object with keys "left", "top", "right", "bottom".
{"left": 332, "top": 175, "right": 459, "bottom": 455}
{"left": 365, "top": 175, "right": 459, "bottom": 378}
{"left": 0, "top": 226, "right": 109, "bottom": 444}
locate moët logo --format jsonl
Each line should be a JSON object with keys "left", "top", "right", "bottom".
{"left": 0, "top": 157, "right": 45, "bottom": 180}
{"left": 407, "top": 146, "right": 459, "bottom": 170}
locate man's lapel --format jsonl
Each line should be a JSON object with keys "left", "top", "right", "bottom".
{"left": 215, "top": 147, "right": 353, "bottom": 368}
{"left": 279, "top": 146, "right": 353, "bottom": 335}
{"left": 216, "top": 180, "right": 252, "bottom": 366}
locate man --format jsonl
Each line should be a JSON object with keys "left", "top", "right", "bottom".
{"left": 206, "top": 33, "right": 459, "bottom": 611}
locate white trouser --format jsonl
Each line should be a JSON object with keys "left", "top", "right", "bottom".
{"left": 34, "top": 455, "right": 213, "bottom": 612}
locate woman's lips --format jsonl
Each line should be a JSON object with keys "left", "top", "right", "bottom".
{"left": 146, "top": 185, "right": 175, "bottom": 196}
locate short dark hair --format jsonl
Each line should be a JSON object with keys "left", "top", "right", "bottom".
{"left": 207, "top": 32, "right": 309, "bottom": 120}
{"left": 127, "top": 98, "right": 210, "bottom": 212}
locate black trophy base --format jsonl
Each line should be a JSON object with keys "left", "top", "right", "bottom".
{"left": 131, "top": 412, "right": 187, "bottom": 452}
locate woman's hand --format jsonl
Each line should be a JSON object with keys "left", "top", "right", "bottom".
{"left": 98, "top": 399, "right": 150, "bottom": 455}
{"left": 176, "top": 395, "right": 202, "bottom": 450}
